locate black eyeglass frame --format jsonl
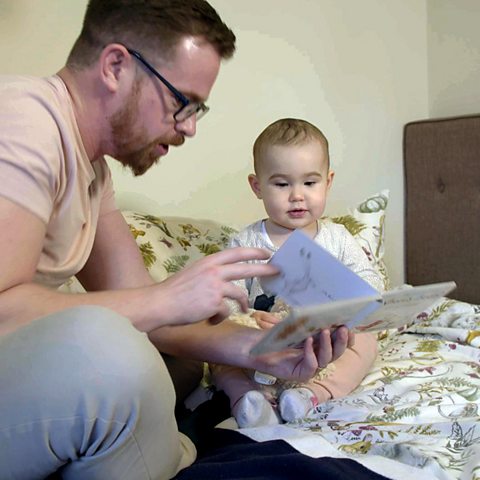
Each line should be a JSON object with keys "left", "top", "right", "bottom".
{"left": 126, "top": 47, "right": 209, "bottom": 122}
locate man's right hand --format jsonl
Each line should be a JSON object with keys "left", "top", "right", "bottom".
{"left": 152, "top": 247, "right": 278, "bottom": 327}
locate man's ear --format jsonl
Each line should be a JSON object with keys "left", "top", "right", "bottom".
{"left": 99, "top": 44, "right": 132, "bottom": 93}
{"left": 248, "top": 174, "right": 262, "bottom": 199}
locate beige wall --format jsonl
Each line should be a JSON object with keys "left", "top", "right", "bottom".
{"left": 428, "top": 0, "right": 480, "bottom": 117}
{"left": 0, "top": 0, "right": 434, "bottom": 286}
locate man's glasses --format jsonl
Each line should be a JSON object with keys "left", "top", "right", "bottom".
{"left": 126, "top": 48, "right": 209, "bottom": 122}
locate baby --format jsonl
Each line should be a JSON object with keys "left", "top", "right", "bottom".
{"left": 211, "top": 118, "right": 383, "bottom": 427}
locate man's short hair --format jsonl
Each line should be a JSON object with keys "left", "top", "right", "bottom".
{"left": 67, "top": 0, "right": 236, "bottom": 69}
{"left": 253, "top": 118, "right": 330, "bottom": 173}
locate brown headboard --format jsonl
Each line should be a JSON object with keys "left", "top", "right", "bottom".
{"left": 404, "top": 114, "right": 480, "bottom": 304}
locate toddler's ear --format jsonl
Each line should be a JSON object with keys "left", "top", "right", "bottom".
{"left": 326, "top": 170, "right": 335, "bottom": 190}
{"left": 248, "top": 174, "right": 262, "bottom": 199}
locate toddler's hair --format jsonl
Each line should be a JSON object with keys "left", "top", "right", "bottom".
{"left": 253, "top": 118, "right": 329, "bottom": 173}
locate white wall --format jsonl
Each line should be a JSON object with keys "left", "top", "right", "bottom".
{"left": 0, "top": 0, "right": 432, "bottom": 287}
{"left": 428, "top": 0, "right": 480, "bottom": 117}
{"left": 0, "top": 1, "right": 86, "bottom": 75}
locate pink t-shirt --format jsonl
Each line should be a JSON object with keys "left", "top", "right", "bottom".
{"left": 0, "top": 75, "right": 117, "bottom": 288}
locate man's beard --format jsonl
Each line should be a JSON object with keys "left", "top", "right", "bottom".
{"left": 110, "top": 82, "right": 184, "bottom": 176}
{"left": 114, "top": 136, "right": 161, "bottom": 176}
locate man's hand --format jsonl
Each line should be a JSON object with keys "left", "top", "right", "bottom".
{"left": 250, "top": 325, "right": 353, "bottom": 383}
{"left": 151, "top": 247, "right": 278, "bottom": 328}
{"left": 252, "top": 310, "right": 355, "bottom": 382}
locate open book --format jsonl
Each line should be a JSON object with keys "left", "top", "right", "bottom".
{"left": 250, "top": 230, "right": 456, "bottom": 355}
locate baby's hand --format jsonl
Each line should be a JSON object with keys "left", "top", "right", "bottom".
{"left": 252, "top": 310, "right": 281, "bottom": 330}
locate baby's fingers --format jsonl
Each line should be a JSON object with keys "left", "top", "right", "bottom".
{"left": 253, "top": 311, "right": 280, "bottom": 330}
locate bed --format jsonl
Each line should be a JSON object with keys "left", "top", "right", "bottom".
{"left": 117, "top": 116, "right": 480, "bottom": 480}
{"left": 404, "top": 114, "right": 480, "bottom": 305}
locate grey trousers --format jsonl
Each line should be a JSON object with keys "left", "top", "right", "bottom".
{"left": 0, "top": 306, "right": 196, "bottom": 480}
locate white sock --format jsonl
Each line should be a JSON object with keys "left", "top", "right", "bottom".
{"left": 279, "top": 387, "right": 318, "bottom": 422}
{"left": 232, "top": 390, "right": 280, "bottom": 428}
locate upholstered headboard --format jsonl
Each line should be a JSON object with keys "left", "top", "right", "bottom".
{"left": 404, "top": 114, "right": 480, "bottom": 304}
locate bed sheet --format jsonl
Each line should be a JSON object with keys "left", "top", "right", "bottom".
{"left": 238, "top": 297, "right": 480, "bottom": 480}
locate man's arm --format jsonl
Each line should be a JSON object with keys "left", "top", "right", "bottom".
{"left": 149, "top": 319, "right": 350, "bottom": 383}
{"left": 87, "top": 211, "right": 350, "bottom": 380}
{"left": 76, "top": 209, "right": 154, "bottom": 291}
{"left": 0, "top": 198, "right": 155, "bottom": 335}
{"left": 0, "top": 198, "right": 276, "bottom": 335}
{"left": 0, "top": 198, "right": 349, "bottom": 382}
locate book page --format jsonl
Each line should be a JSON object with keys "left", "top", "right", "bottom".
{"left": 347, "top": 281, "right": 457, "bottom": 331}
{"left": 251, "top": 229, "right": 456, "bottom": 355}
{"left": 250, "top": 295, "right": 381, "bottom": 355}
{"left": 259, "top": 229, "right": 378, "bottom": 307}
{"left": 251, "top": 281, "right": 456, "bottom": 355}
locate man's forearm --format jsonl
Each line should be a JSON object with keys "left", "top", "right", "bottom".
{"left": 0, "top": 283, "right": 264, "bottom": 371}
{"left": 0, "top": 283, "right": 157, "bottom": 337}
{"left": 149, "top": 320, "right": 341, "bottom": 386}
{"left": 148, "top": 320, "right": 260, "bottom": 367}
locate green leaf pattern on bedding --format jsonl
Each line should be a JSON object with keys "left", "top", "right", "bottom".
{"left": 329, "top": 215, "right": 367, "bottom": 236}
{"left": 120, "top": 195, "right": 479, "bottom": 479}
{"left": 61, "top": 193, "right": 480, "bottom": 478}
{"left": 122, "top": 190, "right": 390, "bottom": 289}
{"left": 138, "top": 242, "right": 156, "bottom": 269}
{"left": 288, "top": 297, "right": 480, "bottom": 480}
{"left": 164, "top": 255, "right": 190, "bottom": 274}
{"left": 122, "top": 212, "right": 237, "bottom": 282}
{"left": 59, "top": 191, "right": 390, "bottom": 293}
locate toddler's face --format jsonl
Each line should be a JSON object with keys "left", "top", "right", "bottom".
{"left": 249, "top": 140, "right": 334, "bottom": 234}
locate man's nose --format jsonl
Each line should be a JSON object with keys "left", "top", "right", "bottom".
{"left": 175, "top": 115, "right": 197, "bottom": 137}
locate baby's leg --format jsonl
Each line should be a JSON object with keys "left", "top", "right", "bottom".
{"left": 211, "top": 364, "right": 257, "bottom": 408}
{"left": 280, "top": 332, "right": 378, "bottom": 422}
{"left": 211, "top": 365, "right": 280, "bottom": 428}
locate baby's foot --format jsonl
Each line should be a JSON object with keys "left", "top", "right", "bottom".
{"left": 279, "top": 387, "right": 318, "bottom": 422}
{"left": 232, "top": 390, "right": 280, "bottom": 428}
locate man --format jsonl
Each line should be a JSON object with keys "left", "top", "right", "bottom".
{"left": 0, "top": 1, "right": 350, "bottom": 478}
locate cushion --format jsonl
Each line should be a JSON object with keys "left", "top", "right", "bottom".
{"left": 121, "top": 213, "right": 238, "bottom": 282}
{"left": 328, "top": 189, "right": 390, "bottom": 290}
{"left": 123, "top": 189, "right": 390, "bottom": 290}
{"left": 59, "top": 190, "right": 389, "bottom": 292}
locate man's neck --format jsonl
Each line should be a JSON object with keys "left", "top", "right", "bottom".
{"left": 57, "top": 66, "right": 106, "bottom": 163}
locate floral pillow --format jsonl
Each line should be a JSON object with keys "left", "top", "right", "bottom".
{"left": 121, "top": 212, "right": 238, "bottom": 282}
{"left": 328, "top": 189, "right": 390, "bottom": 291}
{"left": 123, "top": 189, "right": 390, "bottom": 290}
{"left": 60, "top": 190, "right": 389, "bottom": 293}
